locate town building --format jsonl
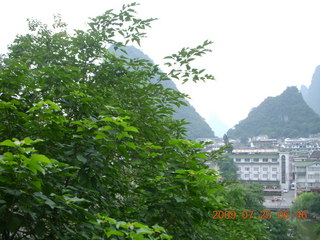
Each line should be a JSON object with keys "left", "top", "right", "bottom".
{"left": 293, "top": 150, "right": 320, "bottom": 196}
{"left": 202, "top": 136, "right": 320, "bottom": 197}
{"left": 295, "top": 161, "right": 320, "bottom": 195}
{"left": 310, "top": 151, "right": 320, "bottom": 161}
{"left": 230, "top": 148, "right": 290, "bottom": 193}
{"left": 281, "top": 138, "right": 320, "bottom": 153}
{"left": 249, "top": 135, "right": 278, "bottom": 148}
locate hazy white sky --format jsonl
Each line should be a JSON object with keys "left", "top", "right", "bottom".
{"left": 1, "top": 0, "right": 320, "bottom": 135}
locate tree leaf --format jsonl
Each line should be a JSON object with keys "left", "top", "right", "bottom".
{"left": 0, "top": 140, "right": 16, "bottom": 147}
{"left": 124, "top": 126, "right": 139, "bottom": 133}
{"left": 31, "top": 154, "right": 52, "bottom": 164}
{"left": 76, "top": 154, "right": 87, "bottom": 164}
{"left": 7, "top": 215, "right": 23, "bottom": 232}
{"left": 106, "top": 229, "right": 124, "bottom": 237}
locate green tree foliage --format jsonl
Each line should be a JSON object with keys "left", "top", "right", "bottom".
{"left": 265, "top": 213, "right": 302, "bottom": 240}
{"left": 291, "top": 192, "right": 320, "bottom": 215}
{"left": 0, "top": 3, "right": 281, "bottom": 239}
{"left": 223, "top": 183, "right": 299, "bottom": 240}
{"left": 111, "top": 46, "right": 215, "bottom": 140}
{"left": 215, "top": 154, "right": 237, "bottom": 181}
{"left": 227, "top": 86, "right": 320, "bottom": 139}
{"left": 225, "top": 183, "right": 264, "bottom": 212}
{"left": 291, "top": 192, "right": 320, "bottom": 240}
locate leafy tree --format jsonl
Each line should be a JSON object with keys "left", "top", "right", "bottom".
{"left": 223, "top": 134, "right": 229, "bottom": 145}
{"left": 111, "top": 46, "right": 215, "bottom": 140}
{"left": 214, "top": 154, "right": 237, "bottom": 181}
{"left": 223, "top": 183, "right": 300, "bottom": 240}
{"left": 0, "top": 3, "right": 276, "bottom": 239}
{"left": 223, "top": 134, "right": 233, "bottom": 153}
{"left": 224, "top": 183, "right": 264, "bottom": 212}
{"left": 265, "top": 213, "right": 302, "bottom": 240}
{"left": 291, "top": 192, "right": 320, "bottom": 215}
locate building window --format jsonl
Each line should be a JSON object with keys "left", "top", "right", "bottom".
{"left": 272, "top": 174, "right": 277, "bottom": 179}
{"left": 245, "top": 174, "right": 249, "bottom": 178}
{"left": 253, "top": 174, "right": 259, "bottom": 179}
{"left": 297, "top": 172, "right": 306, "bottom": 178}
{"left": 296, "top": 167, "right": 305, "bottom": 173}
{"left": 245, "top": 167, "right": 250, "bottom": 171}
{"left": 245, "top": 158, "right": 250, "bottom": 162}
{"left": 308, "top": 174, "right": 315, "bottom": 179}
{"left": 253, "top": 167, "right": 259, "bottom": 171}
{"left": 272, "top": 158, "right": 278, "bottom": 162}
{"left": 262, "top": 174, "right": 268, "bottom": 179}
{"left": 235, "top": 158, "right": 241, "bottom": 162}
{"left": 263, "top": 158, "right": 268, "bottom": 162}
{"left": 237, "top": 166, "right": 241, "bottom": 171}
{"left": 272, "top": 167, "right": 277, "bottom": 172}
{"left": 309, "top": 173, "right": 320, "bottom": 179}
{"left": 281, "top": 155, "right": 286, "bottom": 183}
{"left": 309, "top": 167, "right": 320, "bottom": 171}
{"left": 262, "top": 167, "right": 268, "bottom": 171}
{"left": 253, "top": 158, "right": 259, "bottom": 162}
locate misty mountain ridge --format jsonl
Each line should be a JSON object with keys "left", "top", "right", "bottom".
{"left": 227, "top": 86, "right": 320, "bottom": 139}
{"left": 111, "top": 46, "right": 215, "bottom": 139}
{"left": 301, "top": 65, "right": 320, "bottom": 116}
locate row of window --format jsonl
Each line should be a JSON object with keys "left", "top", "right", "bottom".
{"left": 308, "top": 167, "right": 320, "bottom": 172}
{"left": 240, "top": 174, "right": 278, "bottom": 179}
{"left": 238, "top": 167, "right": 278, "bottom": 172}
{"left": 289, "top": 145, "right": 319, "bottom": 148}
{"left": 296, "top": 173, "right": 320, "bottom": 179}
{"left": 234, "top": 158, "right": 278, "bottom": 163}
{"left": 295, "top": 167, "right": 320, "bottom": 173}
{"left": 308, "top": 174, "right": 320, "bottom": 179}
{"left": 297, "top": 182, "right": 320, "bottom": 187}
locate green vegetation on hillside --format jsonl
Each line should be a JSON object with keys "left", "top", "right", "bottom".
{"left": 301, "top": 65, "right": 320, "bottom": 117}
{"left": 227, "top": 86, "right": 320, "bottom": 139}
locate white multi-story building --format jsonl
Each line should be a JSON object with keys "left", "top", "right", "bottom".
{"left": 231, "top": 149, "right": 290, "bottom": 191}
{"left": 249, "top": 135, "right": 278, "bottom": 149}
{"left": 294, "top": 151, "right": 320, "bottom": 195}
{"left": 281, "top": 138, "right": 320, "bottom": 153}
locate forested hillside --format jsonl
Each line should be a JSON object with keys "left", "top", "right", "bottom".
{"left": 227, "top": 86, "right": 320, "bottom": 139}
{"left": 113, "top": 46, "right": 215, "bottom": 139}
{"left": 301, "top": 65, "right": 320, "bottom": 117}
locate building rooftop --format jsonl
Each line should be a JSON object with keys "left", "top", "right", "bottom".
{"left": 310, "top": 151, "right": 320, "bottom": 159}
{"left": 233, "top": 149, "right": 279, "bottom": 154}
{"left": 231, "top": 154, "right": 279, "bottom": 159}
{"left": 294, "top": 161, "right": 319, "bottom": 167}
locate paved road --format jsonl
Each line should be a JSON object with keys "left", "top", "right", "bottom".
{"left": 263, "top": 190, "right": 295, "bottom": 209}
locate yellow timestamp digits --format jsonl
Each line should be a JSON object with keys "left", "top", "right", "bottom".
{"left": 212, "top": 210, "right": 308, "bottom": 220}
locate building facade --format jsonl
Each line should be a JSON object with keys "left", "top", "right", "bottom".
{"left": 281, "top": 138, "right": 320, "bottom": 153}
{"left": 231, "top": 149, "right": 290, "bottom": 191}
{"left": 294, "top": 157, "right": 320, "bottom": 195}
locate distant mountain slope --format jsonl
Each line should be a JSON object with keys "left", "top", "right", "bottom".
{"left": 301, "top": 65, "right": 320, "bottom": 116}
{"left": 111, "top": 46, "right": 215, "bottom": 139}
{"left": 227, "top": 86, "right": 320, "bottom": 139}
